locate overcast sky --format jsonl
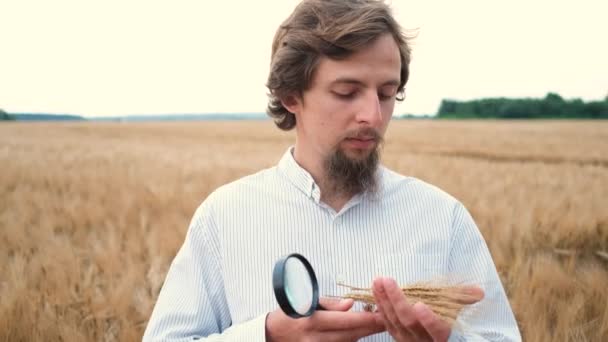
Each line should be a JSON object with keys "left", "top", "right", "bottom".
{"left": 1, "top": 0, "right": 607, "bottom": 117}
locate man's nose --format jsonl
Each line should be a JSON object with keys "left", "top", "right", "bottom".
{"left": 356, "top": 92, "right": 382, "bottom": 126}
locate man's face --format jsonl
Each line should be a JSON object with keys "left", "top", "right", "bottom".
{"left": 288, "top": 33, "right": 401, "bottom": 194}
{"left": 293, "top": 33, "right": 400, "bottom": 161}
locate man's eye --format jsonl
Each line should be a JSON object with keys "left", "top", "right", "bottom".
{"left": 379, "top": 89, "right": 398, "bottom": 101}
{"left": 334, "top": 92, "right": 356, "bottom": 100}
{"left": 379, "top": 93, "right": 395, "bottom": 101}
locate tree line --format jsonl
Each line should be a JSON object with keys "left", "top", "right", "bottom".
{"left": 437, "top": 93, "right": 608, "bottom": 119}
{"left": 0, "top": 109, "right": 15, "bottom": 121}
{"left": 4, "top": 93, "right": 608, "bottom": 120}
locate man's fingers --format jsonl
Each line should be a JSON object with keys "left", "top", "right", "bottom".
{"left": 453, "top": 286, "right": 485, "bottom": 305}
{"left": 323, "top": 320, "right": 386, "bottom": 341}
{"left": 319, "top": 297, "right": 354, "bottom": 312}
{"left": 414, "top": 302, "right": 452, "bottom": 341}
{"left": 380, "top": 277, "right": 419, "bottom": 327}
{"left": 373, "top": 297, "right": 401, "bottom": 338}
{"left": 310, "top": 310, "right": 381, "bottom": 331}
{"left": 374, "top": 277, "right": 431, "bottom": 340}
{"left": 373, "top": 277, "right": 407, "bottom": 337}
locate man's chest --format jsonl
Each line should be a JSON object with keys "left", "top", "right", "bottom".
{"left": 216, "top": 208, "right": 452, "bottom": 327}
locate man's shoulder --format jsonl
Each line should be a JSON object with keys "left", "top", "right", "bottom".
{"left": 203, "top": 165, "right": 282, "bottom": 207}
{"left": 187, "top": 166, "right": 281, "bottom": 229}
{"left": 381, "top": 166, "right": 458, "bottom": 206}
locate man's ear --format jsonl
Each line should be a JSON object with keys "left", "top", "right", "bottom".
{"left": 281, "top": 94, "right": 302, "bottom": 115}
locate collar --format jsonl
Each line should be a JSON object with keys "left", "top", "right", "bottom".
{"left": 277, "top": 146, "right": 386, "bottom": 209}
{"left": 277, "top": 146, "right": 322, "bottom": 203}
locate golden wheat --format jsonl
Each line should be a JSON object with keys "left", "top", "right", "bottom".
{"left": 337, "top": 282, "right": 483, "bottom": 327}
{"left": 0, "top": 120, "right": 607, "bottom": 341}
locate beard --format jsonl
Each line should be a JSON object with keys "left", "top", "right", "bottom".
{"left": 323, "top": 128, "right": 383, "bottom": 198}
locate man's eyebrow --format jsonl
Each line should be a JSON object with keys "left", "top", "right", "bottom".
{"left": 329, "top": 78, "right": 400, "bottom": 87}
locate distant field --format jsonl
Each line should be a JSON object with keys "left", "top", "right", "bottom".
{"left": 1, "top": 120, "right": 607, "bottom": 341}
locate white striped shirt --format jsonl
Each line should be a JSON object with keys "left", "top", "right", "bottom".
{"left": 143, "top": 147, "right": 521, "bottom": 341}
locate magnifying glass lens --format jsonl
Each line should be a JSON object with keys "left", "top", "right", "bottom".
{"left": 273, "top": 253, "right": 321, "bottom": 318}
{"left": 284, "top": 257, "right": 314, "bottom": 315}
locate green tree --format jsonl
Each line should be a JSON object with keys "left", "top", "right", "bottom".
{"left": 436, "top": 93, "right": 608, "bottom": 119}
{"left": 0, "top": 109, "right": 14, "bottom": 121}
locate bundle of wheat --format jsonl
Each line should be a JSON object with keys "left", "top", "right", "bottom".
{"left": 337, "top": 282, "right": 484, "bottom": 326}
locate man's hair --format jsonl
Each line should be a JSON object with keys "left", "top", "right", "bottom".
{"left": 266, "top": 0, "right": 412, "bottom": 131}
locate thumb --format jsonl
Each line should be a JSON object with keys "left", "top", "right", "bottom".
{"left": 319, "top": 297, "right": 354, "bottom": 311}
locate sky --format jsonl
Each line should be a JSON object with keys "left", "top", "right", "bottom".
{"left": 1, "top": 0, "right": 607, "bottom": 117}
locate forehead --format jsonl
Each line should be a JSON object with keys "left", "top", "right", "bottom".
{"left": 312, "top": 34, "right": 402, "bottom": 87}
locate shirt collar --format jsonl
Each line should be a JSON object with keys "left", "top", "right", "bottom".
{"left": 277, "top": 146, "right": 387, "bottom": 207}
{"left": 277, "top": 146, "right": 322, "bottom": 202}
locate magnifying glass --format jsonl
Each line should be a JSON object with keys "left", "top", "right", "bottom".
{"left": 272, "top": 253, "right": 326, "bottom": 318}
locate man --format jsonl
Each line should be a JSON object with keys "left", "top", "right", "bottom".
{"left": 144, "top": 0, "right": 521, "bottom": 341}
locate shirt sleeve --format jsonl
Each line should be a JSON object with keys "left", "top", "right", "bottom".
{"left": 142, "top": 201, "right": 268, "bottom": 342}
{"left": 447, "top": 202, "right": 522, "bottom": 342}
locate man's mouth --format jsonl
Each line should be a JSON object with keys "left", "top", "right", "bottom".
{"left": 343, "top": 137, "right": 377, "bottom": 149}
{"left": 347, "top": 136, "right": 375, "bottom": 141}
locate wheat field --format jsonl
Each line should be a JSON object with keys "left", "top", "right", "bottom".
{"left": 1, "top": 120, "right": 607, "bottom": 341}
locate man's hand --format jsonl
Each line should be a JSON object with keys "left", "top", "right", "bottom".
{"left": 372, "top": 277, "right": 484, "bottom": 342}
{"left": 265, "top": 297, "right": 385, "bottom": 342}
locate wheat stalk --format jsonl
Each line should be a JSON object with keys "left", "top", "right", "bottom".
{"left": 336, "top": 282, "right": 483, "bottom": 326}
